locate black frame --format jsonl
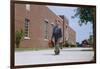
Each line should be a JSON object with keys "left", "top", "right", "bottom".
{"left": 11, "top": 0, "right": 96, "bottom": 69}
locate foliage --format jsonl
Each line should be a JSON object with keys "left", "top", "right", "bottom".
{"left": 15, "top": 29, "right": 24, "bottom": 48}
{"left": 63, "top": 41, "right": 69, "bottom": 47}
{"left": 72, "top": 6, "right": 96, "bottom": 60}
{"left": 76, "top": 42, "right": 81, "bottom": 47}
{"left": 72, "top": 7, "right": 95, "bottom": 26}
{"left": 88, "top": 35, "right": 93, "bottom": 46}
{"left": 63, "top": 41, "right": 76, "bottom": 47}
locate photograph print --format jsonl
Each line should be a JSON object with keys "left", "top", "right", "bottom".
{"left": 11, "top": 1, "right": 96, "bottom": 68}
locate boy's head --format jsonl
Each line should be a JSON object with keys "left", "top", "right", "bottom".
{"left": 55, "top": 19, "right": 59, "bottom": 27}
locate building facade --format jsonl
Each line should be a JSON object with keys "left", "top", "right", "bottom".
{"left": 15, "top": 4, "right": 76, "bottom": 48}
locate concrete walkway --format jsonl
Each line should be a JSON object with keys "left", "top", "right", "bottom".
{"left": 15, "top": 47, "right": 94, "bottom": 65}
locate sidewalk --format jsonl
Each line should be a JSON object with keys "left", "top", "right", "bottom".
{"left": 15, "top": 47, "right": 94, "bottom": 65}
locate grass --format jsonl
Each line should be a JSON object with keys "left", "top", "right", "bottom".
{"left": 15, "top": 46, "right": 93, "bottom": 52}
{"left": 15, "top": 48, "right": 52, "bottom": 52}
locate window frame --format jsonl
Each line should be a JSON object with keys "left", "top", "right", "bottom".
{"left": 24, "top": 18, "right": 30, "bottom": 39}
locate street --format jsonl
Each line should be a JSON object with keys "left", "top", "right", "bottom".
{"left": 15, "top": 47, "right": 94, "bottom": 65}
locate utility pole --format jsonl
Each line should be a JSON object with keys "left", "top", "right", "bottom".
{"left": 63, "top": 15, "right": 65, "bottom": 45}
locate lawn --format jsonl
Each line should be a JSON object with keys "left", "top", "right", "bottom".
{"left": 15, "top": 48, "right": 52, "bottom": 52}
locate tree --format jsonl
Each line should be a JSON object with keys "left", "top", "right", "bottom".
{"left": 73, "top": 7, "right": 96, "bottom": 61}
{"left": 76, "top": 42, "right": 81, "bottom": 47}
{"left": 72, "top": 7, "right": 95, "bottom": 26}
{"left": 88, "top": 34, "right": 93, "bottom": 46}
{"left": 15, "top": 29, "right": 24, "bottom": 48}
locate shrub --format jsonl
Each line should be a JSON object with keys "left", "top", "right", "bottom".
{"left": 63, "top": 41, "right": 76, "bottom": 47}
{"left": 15, "top": 29, "right": 24, "bottom": 48}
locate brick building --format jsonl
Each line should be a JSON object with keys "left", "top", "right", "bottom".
{"left": 15, "top": 4, "right": 76, "bottom": 48}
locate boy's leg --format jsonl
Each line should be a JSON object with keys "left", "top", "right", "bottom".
{"left": 54, "top": 39, "right": 60, "bottom": 55}
{"left": 59, "top": 38, "right": 62, "bottom": 49}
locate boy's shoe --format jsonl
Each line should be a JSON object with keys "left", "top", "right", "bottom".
{"left": 54, "top": 49, "right": 60, "bottom": 55}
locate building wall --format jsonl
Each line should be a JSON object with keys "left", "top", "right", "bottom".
{"left": 67, "top": 26, "right": 76, "bottom": 45}
{"left": 15, "top": 4, "right": 76, "bottom": 48}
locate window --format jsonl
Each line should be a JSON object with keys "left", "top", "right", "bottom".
{"left": 51, "top": 22, "right": 54, "bottom": 33}
{"left": 51, "top": 22, "right": 54, "bottom": 27}
{"left": 44, "top": 19, "right": 48, "bottom": 39}
{"left": 26, "top": 4, "right": 30, "bottom": 11}
{"left": 24, "top": 18, "right": 30, "bottom": 38}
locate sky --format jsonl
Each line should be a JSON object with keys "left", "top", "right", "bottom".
{"left": 47, "top": 6, "right": 93, "bottom": 43}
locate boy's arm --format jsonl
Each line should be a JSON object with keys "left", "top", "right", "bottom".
{"left": 60, "top": 28, "right": 62, "bottom": 38}
{"left": 51, "top": 32, "right": 54, "bottom": 40}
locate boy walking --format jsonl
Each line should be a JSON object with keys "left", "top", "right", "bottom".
{"left": 51, "top": 22, "right": 62, "bottom": 55}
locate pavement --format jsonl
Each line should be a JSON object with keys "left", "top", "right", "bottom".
{"left": 15, "top": 47, "right": 94, "bottom": 66}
